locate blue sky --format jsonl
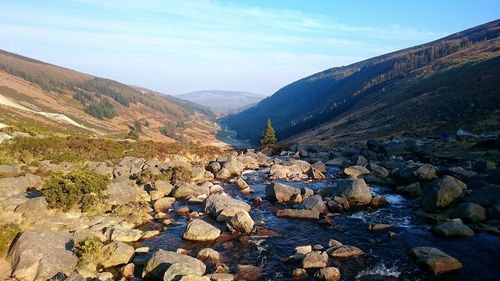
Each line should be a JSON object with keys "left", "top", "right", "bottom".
{"left": 0, "top": 0, "right": 498, "bottom": 96}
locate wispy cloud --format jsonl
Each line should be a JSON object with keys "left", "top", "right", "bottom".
{"left": 0, "top": 0, "right": 443, "bottom": 95}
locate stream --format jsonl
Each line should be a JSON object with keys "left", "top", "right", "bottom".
{"left": 140, "top": 166, "right": 500, "bottom": 280}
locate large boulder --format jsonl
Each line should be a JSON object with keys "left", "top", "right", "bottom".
{"left": 154, "top": 197, "right": 176, "bottom": 212}
{"left": 100, "top": 241, "right": 135, "bottom": 268}
{"left": 301, "top": 251, "right": 328, "bottom": 269}
{"left": 14, "top": 197, "right": 49, "bottom": 219}
{"left": 285, "top": 159, "right": 311, "bottom": 174}
{"left": 163, "top": 262, "right": 204, "bottom": 281}
{"left": 366, "top": 163, "right": 389, "bottom": 178}
{"left": 183, "top": 219, "right": 221, "bottom": 241}
{"left": 421, "top": 176, "right": 467, "bottom": 212}
{"left": 299, "top": 195, "right": 327, "bottom": 213}
{"left": 394, "top": 164, "right": 437, "bottom": 184}
{"left": 155, "top": 180, "right": 174, "bottom": 196}
{"left": 269, "top": 164, "right": 305, "bottom": 179}
{"left": 202, "top": 194, "right": 251, "bottom": 221}
{"left": 265, "top": 182, "right": 312, "bottom": 203}
{"left": 319, "top": 179, "right": 372, "bottom": 206}
{"left": 434, "top": 220, "right": 474, "bottom": 237}
{"left": 396, "top": 182, "right": 422, "bottom": 197}
{"left": 142, "top": 250, "right": 206, "bottom": 280}
{"left": 110, "top": 226, "right": 143, "bottom": 242}
{"left": 222, "top": 156, "right": 245, "bottom": 176}
{"left": 410, "top": 247, "right": 462, "bottom": 275}
{"left": 107, "top": 178, "right": 147, "bottom": 205}
{"left": 172, "top": 183, "right": 195, "bottom": 199}
{"left": 113, "top": 157, "right": 146, "bottom": 179}
{"left": 9, "top": 230, "right": 78, "bottom": 281}
{"left": 228, "top": 210, "right": 254, "bottom": 234}
{"left": 451, "top": 203, "right": 487, "bottom": 223}
{"left": 325, "top": 157, "right": 350, "bottom": 167}
{"left": 0, "top": 173, "right": 42, "bottom": 197}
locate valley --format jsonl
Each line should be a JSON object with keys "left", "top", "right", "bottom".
{"left": 0, "top": 7, "right": 499, "bottom": 281}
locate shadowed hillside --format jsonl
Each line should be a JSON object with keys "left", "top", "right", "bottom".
{"left": 222, "top": 20, "right": 500, "bottom": 144}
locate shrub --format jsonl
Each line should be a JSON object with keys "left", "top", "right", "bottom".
{"left": 0, "top": 223, "right": 21, "bottom": 256}
{"left": 85, "top": 100, "right": 117, "bottom": 119}
{"left": 125, "top": 130, "right": 139, "bottom": 140}
{"left": 41, "top": 169, "right": 111, "bottom": 212}
{"left": 74, "top": 238, "right": 103, "bottom": 266}
{"left": 162, "top": 166, "right": 193, "bottom": 184}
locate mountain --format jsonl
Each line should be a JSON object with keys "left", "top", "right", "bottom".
{"left": 0, "top": 49, "right": 222, "bottom": 145}
{"left": 177, "top": 90, "right": 264, "bottom": 114}
{"left": 222, "top": 20, "right": 500, "bottom": 145}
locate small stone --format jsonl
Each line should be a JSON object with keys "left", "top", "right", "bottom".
{"left": 292, "top": 268, "right": 308, "bottom": 280}
{"left": 197, "top": 248, "right": 220, "bottom": 264}
{"left": 330, "top": 245, "right": 364, "bottom": 258}
{"left": 237, "top": 265, "right": 262, "bottom": 281}
{"left": 141, "top": 230, "right": 160, "bottom": 239}
{"left": 314, "top": 267, "right": 341, "bottom": 281}
{"left": 121, "top": 263, "right": 135, "bottom": 278}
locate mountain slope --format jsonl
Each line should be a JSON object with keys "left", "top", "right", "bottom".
{"left": 178, "top": 90, "right": 264, "bottom": 114}
{"left": 222, "top": 20, "right": 500, "bottom": 144}
{"left": 0, "top": 50, "right": 222, "bottom": 145}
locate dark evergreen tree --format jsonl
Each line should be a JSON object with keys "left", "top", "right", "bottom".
{"left": 260, "top": 118, "right": 277, "bottom": 146}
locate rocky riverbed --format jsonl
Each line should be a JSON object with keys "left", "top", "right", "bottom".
{"left": 1, "top": 136, "right": 499, "bottom": 281}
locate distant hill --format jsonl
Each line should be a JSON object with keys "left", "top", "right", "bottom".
{"left": 177, "top": 90, "right": 264, "bottom": 114}
{"left": 0, "top": 50, "right": 222, "bottom": 145}
{"left": 222, "top": 19, "right": 500, "bottom": 145}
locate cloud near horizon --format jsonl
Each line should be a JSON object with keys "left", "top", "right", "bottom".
{"left": 0, "top": 0, "right": 446, "bottom": 95}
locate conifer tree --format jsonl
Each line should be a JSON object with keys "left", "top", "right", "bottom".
{"left": 260, "top": 118, "right": 277, "bottom": 146}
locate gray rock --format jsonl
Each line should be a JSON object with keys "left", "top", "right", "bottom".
{"left": 207, "top": 161, "right": 221, "bottom": 173}
{"left": 451, "top": 203, "right": 487, "bottom": 223}
{"left": 142, "top": 250, "right": 206, "bottom": 280}
{"left": 473, "top": 160, "right": 496, "bottom": 172}
{"left": 183, "top": 219, "right": 221, "bottom": 241}
{"left": 0, "top": 173, "right": 42, "bottom": 197}
{"left": 155, "top": 180, "right": 174, "bottom": 196}
{"left": 215, "top": 168, "right": 232, "bottom": 180}
{"left": 434, "top": 220, "right": 474, "bottom": 237}
{"left": 228, "top": 210, "right": 254, "bottom": 234}
{"left": 14, "top": 197, "right": 48, "bottom": 218}
{"left": 319, "top": 179, "right": 372, "bottom": 206}
{"left": 196, "top": 248, "right": 220, "bottom": 264}
{"left": 172, "top": 183, "right": 195, "bottom": 199}
{"left": 285, "top": 159, "right": 311, "bottom": 174}
{"left": 100, "top": 241, "right": 135, "bottom": 268}
{"left": 421, "top": 176, "right": 467, "bottom": 212}
{"left": 465, "top": 185, "right": 500, "bottom": 207}
{"left": 9, "top": 230, "right": 78, "bottom": 281}
{"left": 314, "top": 267, "right": 341, "bottom": 281}
{"left": 265, "top": 182, "right": 312, "bottom": 203}
{"left": 300, "top": 195, "right": 327, "bottom": 213}
{"left": 330, "top": 245, "right": 364, "bottom": 258}
{"left": 325, "top": 157, "right": 350, "bottom": 167}
{"left": 202, "top": 194, "right": 251, "bottom": 221}
{"left": 110, "top": 226, "right": 142, "bottom": 242}
{"left": 154, "top": 197, "right": 176, "bottom": 212}
{"left": 301, "top": 251, "right": 328, "bottom": 269}
{"left": 107, "top": 179, "right": 146, "bottom": 205}
{"left": 367, "top": 163, "right": 389, "bottom": 178}
{"left": 276, "top": 209, "right": 320, "bottom": 220}
{"left": 488, "top": 204, "right": 500, "bottom": 219}
{"left": 163, "top": 262, "right": 203, "bottom": 281}
{"left": 396, "top": 182, "right": 422, "bottom": 197}
{"left": 307, "top": 167, "right": 325, "bottom": 180}
{"left": 410, "top": 247, "right": 462, "bottom": 275}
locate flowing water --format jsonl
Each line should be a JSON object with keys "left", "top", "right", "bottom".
{"left": 141, "top": 166, "right": 500, "bottom": 280}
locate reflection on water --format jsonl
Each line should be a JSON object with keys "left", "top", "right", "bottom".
{"left": 142, "top": 167, "right": 500, "bottom": 280}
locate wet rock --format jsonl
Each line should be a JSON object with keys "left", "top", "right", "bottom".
{"left": 266, "top": 182, "right": 301, "bottom": 203}
{"left": 308, "top": 167, "right": 326, "bottom": 180}
{"left": 368, "top": 223, "right": 392, "bottom": 231}
{"left": 465, "top": 185, "right": 500, "bottom": 207}
{"left": 451, "top": 203, "right": 487, "bottom": 223}
{"left": 293, "top": 245, "right": 312, "bottom": 260}
{"left": 154, "top": 197, "right": 176, "bottom": 212}
{"left": 277, "top": 209, "right": 320, "bottom": 220}
{"left": 330, "top": 245, "right": 364, "bottom": 258}
{"left": 328, "top": 239, "right": 343, "bottom": 248}
{"left": 343, "top": 166, "right": 370, "bottom": 178}
{"left": 300, "top": 194, "right": 328, "bottom": 213}
{"left": 236, "top": 177, "right": 249, "bottom": 190}
{"left": 292, "top": 268, "right": 308, "bottom": 280}
{"left": 302, "top": 251, "right": 328, "bottom": 269}
{"left": 142, "top": 230, "right": 161, "bottom": 239}
{"left": 319, "top": 179, "right": 372, "bottom": 206}
{"left": 163, "top": 262, "right": 204, "bottom": 281}
{"left": 142, "top": 250, "right": 206, "bottom": 280}
{"left": 197, "top": 248, "right": 220, "bottom": 264}
{"left": 100, "top": 241, "right": 135, "bottom": 268}
{"left": 183, "top": 219, "right": 221, "bottom": 241}
{"left": 237, "top": 265, "right": 262, "bottom": 281}
{"left": 203, "top": 194, "right": 251, "bottom": 221}
{"left": 410, "top": 247, "right": 462, "bottom": 275}
{"left": 370, "top": 195, "right": 389, "bottom": 207}
{"left": 228, "top": 210, "right": 254, "bottom": 234}
{"left": 355, "top": 155, "right": 368, "bottom": 167}
{"left": 314, "top": 267, "right": 341, "bottom": 281}
{"left": 396, "top": 182, "right": 422, "bottom": 197}
{"left": 9, "top": 230, "right": 78, "bottom": 281}
{"left": 421, "top": 176, "right": 467, "bottom": 212}
{"left": 285, "top": 159, "right": 312, "bottom": 173}
{"left": 434, "top": 220, "right": 474, "bottom": 237}
{"left": 395, "top": 164, "right": 437, "bottom": 184}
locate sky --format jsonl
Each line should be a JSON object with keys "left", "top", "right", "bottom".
{"left": 0, "top": 0, "right": 498, "bottom": 96}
